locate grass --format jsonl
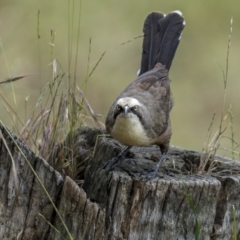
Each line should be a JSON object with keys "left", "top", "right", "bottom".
{"left": 198, "top": 16, "right": 240, "bottom": 174}
{"left": 0, "top": 2, "right": 106, "bottom": 182}
{"left": 0, "top": 2, "right": 142, "bottom": 237}
{"left": 184, "top": 17, "right": 239, "bottom": 240}
{"left": 1, "top": 123, "right": 74, "bottom": 240}
{"left": 183, "top": 181, "right": 200, "bottom": 240}
{"left": 232, "top": 205, "right": 237, "bottom": 240}
{"left": 0, "top": 3, "right": 239, "bottom": 239}
{"left": 0, "top": 1, "right": 104, "bottom": 238}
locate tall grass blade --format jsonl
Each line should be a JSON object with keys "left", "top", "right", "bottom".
{"left": 1, "top": 121, "right": 73, "bottom": 240}
{"left": 183, "top": 181, "right": 200, "bottom": 240}
{"left": 0, "top": 74, "right": 34, "bottom": 85}
{"left": 0, "top": 37, "right": 17, "bottom": 106}
{"left": 38, "top": 213, "right": 67, "bottom": 240}
{"left": 232, "top": 205, "right": 237, "bottom": 240}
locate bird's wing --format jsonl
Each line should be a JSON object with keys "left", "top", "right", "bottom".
{"left": 124, "top": 64, "right": 172, "bottom": 136}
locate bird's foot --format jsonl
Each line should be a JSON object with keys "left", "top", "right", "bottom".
{"left": 141, "top": 153, "right": 166, "bottom": 180}
{"left": 140, "top": 165, "right": 159, "bottom": 179}
{"left": 103, "top": 155, "right": 125, "bottom": 172}
{"left": 103, "top": 146, "right": 131, "bottom": 172}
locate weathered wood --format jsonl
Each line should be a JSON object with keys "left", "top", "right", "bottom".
{"left": 0, "top": 126, "right": 63, "bottom": 239}
{"left": 22, "top": 157, "right": 64, "bottom": 239}
{"left": 48, "top": 176, "right": 105, "bottom": 240}
{"left": 83, "top": 132, "right": 240, "bottom": 240}
{"left": 0, "top": 124, "right": 240, "bottom": 239}
{"left": 212, "top": 175, "right": 240, "bottom": 239}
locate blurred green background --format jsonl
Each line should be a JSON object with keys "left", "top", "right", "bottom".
{"left": 0, "top": 0, "right": 240, "bottom": 158}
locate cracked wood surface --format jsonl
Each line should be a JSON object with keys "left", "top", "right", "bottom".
{"left": 0, "top": 125, "right": 240, "bottom": 239}
{"left": 83, "top": 128, "right": 240, "bottom": 240}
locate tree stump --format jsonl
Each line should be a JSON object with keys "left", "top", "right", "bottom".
{"left": 0, "top": 124, "right": 240, "bottom": 239}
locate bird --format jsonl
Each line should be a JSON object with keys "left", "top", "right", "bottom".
{"left": 104, "top": 10, "right": 185, "bottom": 178}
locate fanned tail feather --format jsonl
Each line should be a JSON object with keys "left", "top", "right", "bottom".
{"left": 139, "top": 11, "right": 185, "bottom": 75}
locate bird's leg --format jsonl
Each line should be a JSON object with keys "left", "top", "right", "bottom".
{"left": 141, "top": 152, "right": 167, "bottom": 179}
{"left": 103, "top": 146, "right": 132, "bottom": 172}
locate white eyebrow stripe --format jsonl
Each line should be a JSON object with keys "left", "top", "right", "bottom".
{"left": 117, "top": 97, "right": 142, "bottom": 108}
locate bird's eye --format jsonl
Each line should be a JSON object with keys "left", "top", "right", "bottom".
{"left": 132, "top": 106, "right": 138, "bottom": 111}
{"left": 117, "top": 105, "right": 122, "bottom": 111}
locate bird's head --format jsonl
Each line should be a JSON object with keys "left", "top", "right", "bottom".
{"left": 114, "top": 97, "right": 142, "bottom": 119}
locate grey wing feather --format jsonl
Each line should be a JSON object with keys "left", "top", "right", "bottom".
{"left": 117, "top": 64, "right": 172, "bottom": 136}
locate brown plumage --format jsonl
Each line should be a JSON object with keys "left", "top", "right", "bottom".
{"left": 106, "top": 64, "right": 172, "bottom": 153}
{"left": 104, "top": 11, "right": 185, "bottom": 178}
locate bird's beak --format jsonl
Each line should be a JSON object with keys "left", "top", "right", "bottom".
{"left": 124, "top": 105, "right": 130, "bottom": 114}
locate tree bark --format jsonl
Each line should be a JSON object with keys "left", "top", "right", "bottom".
{"left": 0, "top": 124, "right": 239, "bottom": 240}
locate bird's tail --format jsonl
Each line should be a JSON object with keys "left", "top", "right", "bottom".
{"left": 139, "top": 11, "right": 185, "bottom": 75}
